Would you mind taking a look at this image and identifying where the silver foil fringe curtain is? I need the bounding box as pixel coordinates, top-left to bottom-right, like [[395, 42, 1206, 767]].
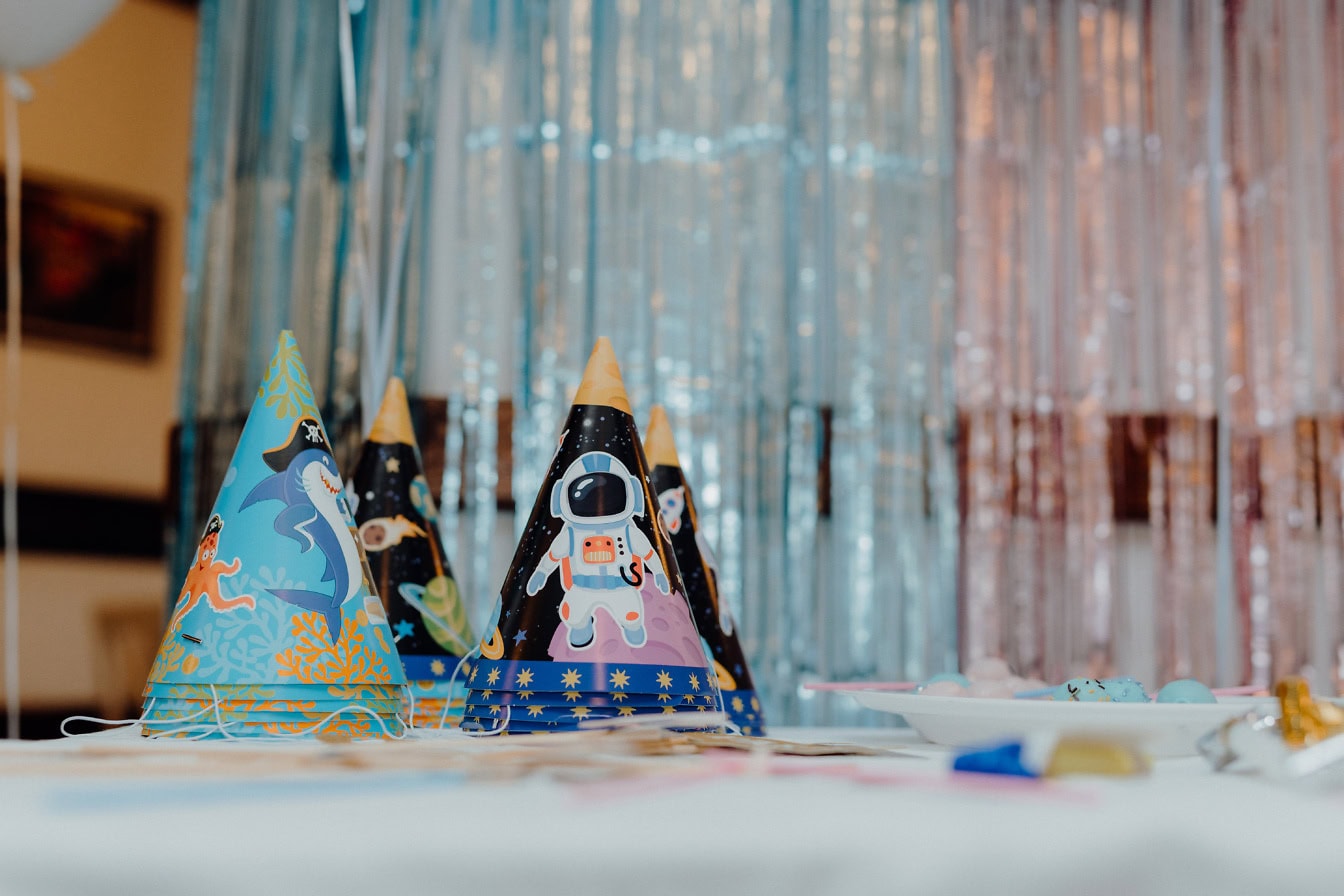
[[177, 0, 1344, 725]]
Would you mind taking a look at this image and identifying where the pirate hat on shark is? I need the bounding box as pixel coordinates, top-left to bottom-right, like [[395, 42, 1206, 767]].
[[141, 331, 408, 739], [350, 376, 475, 727], [460, 338, 724, 733], [645, 406, 765, 735]]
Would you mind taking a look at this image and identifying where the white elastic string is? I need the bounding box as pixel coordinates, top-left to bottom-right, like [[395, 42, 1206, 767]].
[[206, 684, 239, 740], [58, 693, 223, 738], [255, 700, 407, 740], [337, 0, 382, 421], [437, 644, 480, 729], [3, 71, 31, 740], [64, 688, 408, 741], [373, 151, 421, 390], [462, 703, 508, 737]]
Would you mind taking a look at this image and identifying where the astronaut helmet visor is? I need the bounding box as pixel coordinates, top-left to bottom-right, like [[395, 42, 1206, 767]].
[[566, 472, 631, 519]]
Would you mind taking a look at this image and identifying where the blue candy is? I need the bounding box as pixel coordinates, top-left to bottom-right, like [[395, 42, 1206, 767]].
[[1100, 677, 1151, 703], [1051, 678, 1112, 702], [1156, 679, 1216, 704], [918, 672, 971, 692]]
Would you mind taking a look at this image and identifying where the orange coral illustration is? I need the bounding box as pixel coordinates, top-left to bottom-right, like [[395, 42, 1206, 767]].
[[274, 611, 393, 684], [147, 641, 186, 681], [258, 714, 395, 739]]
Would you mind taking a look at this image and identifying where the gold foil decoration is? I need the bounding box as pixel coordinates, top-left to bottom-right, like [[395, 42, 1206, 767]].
[[1275, 677, 1344, 748]]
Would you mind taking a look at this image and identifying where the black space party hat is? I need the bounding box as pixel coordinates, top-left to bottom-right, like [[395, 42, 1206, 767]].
[[461, 339, 724, 733], [645, 405, 765, 735], [349, 377, 475, 726]]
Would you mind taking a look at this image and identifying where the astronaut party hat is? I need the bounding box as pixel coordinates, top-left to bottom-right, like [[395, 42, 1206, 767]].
[[141, 331, 408, 739], [460, 339, 724, 733], [645, 405, 765, 735], [350, 376, 475, 726]]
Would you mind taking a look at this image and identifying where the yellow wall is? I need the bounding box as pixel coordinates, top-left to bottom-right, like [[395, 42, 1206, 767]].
[[0, 0, 197, 709]]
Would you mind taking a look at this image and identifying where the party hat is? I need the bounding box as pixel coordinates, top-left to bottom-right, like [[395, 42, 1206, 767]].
[[350, 377, 475, 726], [142, 331, 407, 739], [645, 406, 765, 735], [461, 339, 722, 733]]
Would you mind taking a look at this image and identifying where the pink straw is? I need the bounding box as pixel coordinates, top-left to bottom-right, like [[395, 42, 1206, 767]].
[[1209, 685, 1268, 697], [802, 681, 918, 692], [804, 680, 1267, 697]]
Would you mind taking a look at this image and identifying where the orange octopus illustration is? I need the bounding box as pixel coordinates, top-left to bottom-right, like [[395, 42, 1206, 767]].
[[169, 515, 256, 632]]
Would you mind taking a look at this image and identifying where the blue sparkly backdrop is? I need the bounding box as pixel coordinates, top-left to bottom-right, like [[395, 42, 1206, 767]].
[[177, 0, 1344, 719], [177, 0, 957, 725]]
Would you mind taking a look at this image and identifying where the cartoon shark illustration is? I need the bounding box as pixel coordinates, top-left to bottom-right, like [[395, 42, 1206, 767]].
[[240, 417, 365, 642]]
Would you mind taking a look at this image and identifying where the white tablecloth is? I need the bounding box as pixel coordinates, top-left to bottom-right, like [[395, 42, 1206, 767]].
[[0, 727, 1340, 895]]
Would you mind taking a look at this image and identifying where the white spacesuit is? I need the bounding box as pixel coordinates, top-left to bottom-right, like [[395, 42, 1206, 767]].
[[527, 451, 670, 649]]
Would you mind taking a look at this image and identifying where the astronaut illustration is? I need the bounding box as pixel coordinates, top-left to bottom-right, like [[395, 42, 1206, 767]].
[[527, 451, 670, 649], [657, 485, 735, 636]]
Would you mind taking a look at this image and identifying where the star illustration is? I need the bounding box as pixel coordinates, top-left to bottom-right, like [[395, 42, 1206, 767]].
[[561, 668, 582, 689], [486, 667, 501, 686], [469, 667, 479, 683], [612, 692, 628, 702], [571, 706, 592, 720], [683, 694, 697, 704], [657, 693, 673, 703], [518, 691, 533, 700], [618, 706, 636, 717], [751, 697, 761, 711], [392, 620, 416, 640], [513, 629, 528, 645], [489, 705, 501, 715], [662, 706, 678, 715], [564, 691, 582, 702], [609, 669, 630, 690], [527, 704, 545, 718], [385, 457, 401, 473], [697, 705, 707, 712], [656, 670, 673, 690], [516, 668, 534, 687], [731, 696, 745, 712], [689, 673, 700, 692], [430, 659, 446, 676], [703, 694, 716, 705], [480, 690, 493, 700]]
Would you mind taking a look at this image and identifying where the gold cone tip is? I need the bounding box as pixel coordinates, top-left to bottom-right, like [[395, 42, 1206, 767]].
[[572, 337, 632, 415], [644, 405, 682, 469], [367, 377, 418, 446]]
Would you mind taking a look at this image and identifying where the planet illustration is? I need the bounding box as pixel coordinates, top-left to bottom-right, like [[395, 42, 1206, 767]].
[[398, 575, 474, 655]]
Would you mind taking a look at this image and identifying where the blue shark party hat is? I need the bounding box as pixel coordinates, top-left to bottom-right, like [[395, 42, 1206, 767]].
[[142, 332, 407, 739], [350, 377, 474, 726]]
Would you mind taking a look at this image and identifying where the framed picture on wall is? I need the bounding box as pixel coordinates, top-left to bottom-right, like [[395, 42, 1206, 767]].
[[0, 176, 157, 356]]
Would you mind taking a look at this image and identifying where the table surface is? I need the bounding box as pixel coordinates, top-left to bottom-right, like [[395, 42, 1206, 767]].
[[0, 725, 1339, 896]]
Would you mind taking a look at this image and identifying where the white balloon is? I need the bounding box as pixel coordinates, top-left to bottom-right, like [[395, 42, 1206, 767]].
[[0, 0, 120, 71]]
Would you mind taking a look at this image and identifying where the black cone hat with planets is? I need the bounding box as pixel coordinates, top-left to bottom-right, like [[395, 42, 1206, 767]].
[[645, 405, 765, 735], [461, 339, 724, 733], [350, 377, 475, 725]]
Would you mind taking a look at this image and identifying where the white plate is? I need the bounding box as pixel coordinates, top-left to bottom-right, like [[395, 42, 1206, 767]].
[[841, 690, 1280, 758]]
